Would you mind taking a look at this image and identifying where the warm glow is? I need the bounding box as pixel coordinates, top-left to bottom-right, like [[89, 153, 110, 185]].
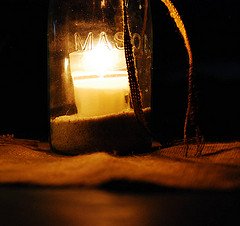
[[81, 46, 120, 77], [68, 32, 130, 117], [74, 76, 128, 90], [73, 76, 130, 117], [69, 36, 127, 79]]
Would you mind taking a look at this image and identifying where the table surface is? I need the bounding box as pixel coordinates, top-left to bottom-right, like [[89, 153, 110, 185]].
[[0, 186, 239, 226]]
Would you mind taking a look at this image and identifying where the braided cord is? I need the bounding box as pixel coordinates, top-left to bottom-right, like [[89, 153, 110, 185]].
[[122, 0, 148, 129], [122, 0, 203, 156]]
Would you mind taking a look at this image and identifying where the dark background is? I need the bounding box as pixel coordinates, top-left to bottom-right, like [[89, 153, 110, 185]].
[[151, 0, 240, 144], [0, 0, 239, 144]]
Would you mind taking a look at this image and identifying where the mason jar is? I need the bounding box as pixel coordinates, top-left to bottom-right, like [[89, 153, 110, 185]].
[[48, 0, 153, 155]]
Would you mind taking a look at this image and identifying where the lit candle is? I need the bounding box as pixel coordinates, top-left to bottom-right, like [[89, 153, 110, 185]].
[[48, 1, 153, 154], [69, 34, 130, 117]]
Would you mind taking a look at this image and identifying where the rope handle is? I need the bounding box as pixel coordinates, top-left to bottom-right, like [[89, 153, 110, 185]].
[[123, 0, 204, 156]]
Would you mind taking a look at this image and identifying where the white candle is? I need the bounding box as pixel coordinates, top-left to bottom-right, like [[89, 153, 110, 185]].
[[69, 41, 130, 117], [73, 74, 130, 117]]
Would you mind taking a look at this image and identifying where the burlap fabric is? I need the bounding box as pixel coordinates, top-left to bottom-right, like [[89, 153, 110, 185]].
[[0, 137, 239, 191]]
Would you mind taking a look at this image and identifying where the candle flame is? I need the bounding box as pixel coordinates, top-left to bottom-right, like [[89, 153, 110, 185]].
[[83, 44, 118, 77], [69, 38, 127, 79]]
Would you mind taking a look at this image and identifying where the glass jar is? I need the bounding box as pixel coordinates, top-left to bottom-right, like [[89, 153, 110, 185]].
[[48, 0, 153, 155]]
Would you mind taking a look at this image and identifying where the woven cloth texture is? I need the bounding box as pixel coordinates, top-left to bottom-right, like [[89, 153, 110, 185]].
[[0, 138, 239, 191]]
